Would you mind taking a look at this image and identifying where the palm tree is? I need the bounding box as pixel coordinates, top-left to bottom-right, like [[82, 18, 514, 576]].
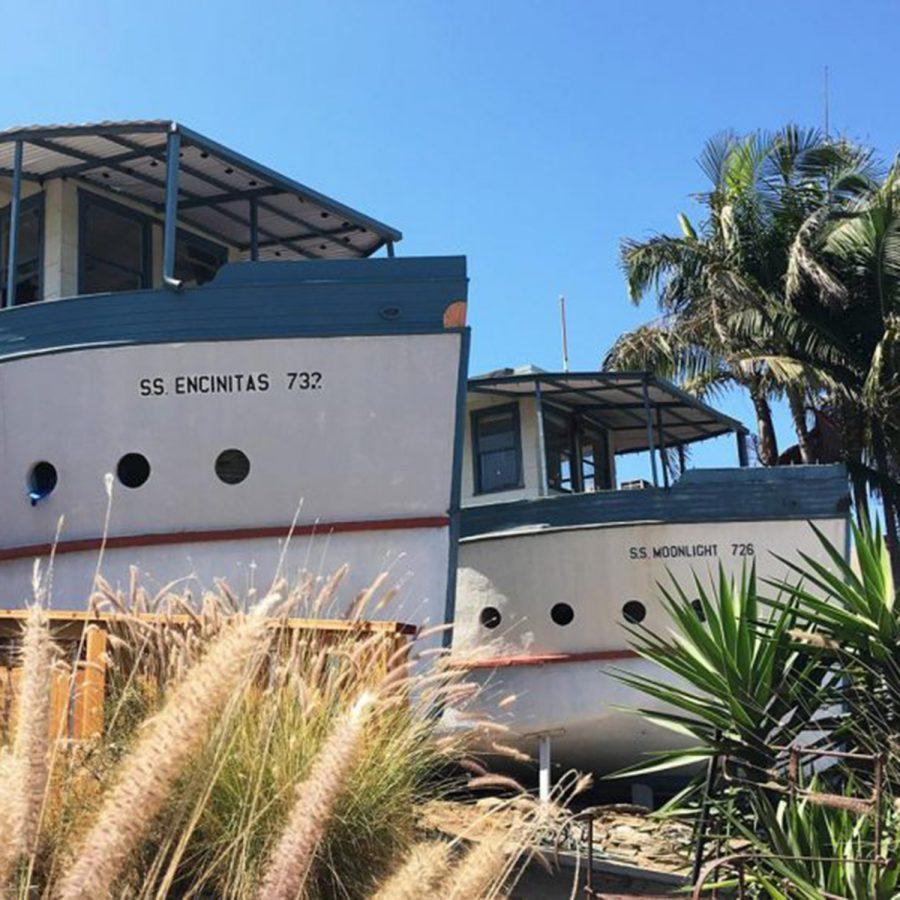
[[605, 126, 873, 466], [758, 160, 900, 569]]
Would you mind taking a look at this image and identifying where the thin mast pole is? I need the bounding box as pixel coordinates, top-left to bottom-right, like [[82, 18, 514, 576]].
[[5, 140, 23, 308], [559, 294, 570, 373]]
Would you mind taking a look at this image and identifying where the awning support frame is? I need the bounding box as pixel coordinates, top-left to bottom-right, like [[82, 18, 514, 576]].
[[642, 375, 660, 488], [163, 127, 182, 290], [4, 140, 23, 308]]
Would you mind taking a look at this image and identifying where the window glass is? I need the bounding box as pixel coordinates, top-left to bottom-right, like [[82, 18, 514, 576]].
[[580, 424, 612, 491], [473, 406, 521, 494], [80, 194, 150, 295], [543, 409, 611, 494], [0, 196, 44, 306], [545, 410, 575, 492], [175, 230, 228, 286]]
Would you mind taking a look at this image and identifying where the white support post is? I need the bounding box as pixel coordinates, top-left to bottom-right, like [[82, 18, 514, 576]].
[[538, 734, 552, 803]]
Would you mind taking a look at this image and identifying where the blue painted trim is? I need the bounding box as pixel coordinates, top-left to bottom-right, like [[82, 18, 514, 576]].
[[461, 465, 850, 538], [5, 141, 22, 308], [0, 256, 468, 364], [444, 326, 472, 645]]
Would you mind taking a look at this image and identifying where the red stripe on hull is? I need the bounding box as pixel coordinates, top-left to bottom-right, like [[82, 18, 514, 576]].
[[451, 649, 640, 669], [0, 516, 451, 563]]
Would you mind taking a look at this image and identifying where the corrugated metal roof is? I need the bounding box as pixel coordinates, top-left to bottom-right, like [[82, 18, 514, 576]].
[[0, 120, 401, 260], [468, 370, 746, 452]]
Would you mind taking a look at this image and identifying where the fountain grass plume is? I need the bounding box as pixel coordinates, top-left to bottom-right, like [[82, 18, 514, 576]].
[[444, 827, 513, 900], [56, 593, 281, 900], [370, 840, 453, 900], [256, 691, 376, 900], [13, 606, 54, 857]]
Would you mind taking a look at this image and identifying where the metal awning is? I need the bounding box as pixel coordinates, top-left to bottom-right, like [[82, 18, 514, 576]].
[[0, 120, 401, 261], [468, 369, 747, 454]]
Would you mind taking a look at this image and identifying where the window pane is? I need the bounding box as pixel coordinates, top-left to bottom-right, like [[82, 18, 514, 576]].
[[81, 259, 144, 295], [479, 449, 519, 493], [175, 233, 227, 286], [474, 407, 520, 493], [1, 203, 43, 306], [545, 412, 574, 492], [477, 411, 517, 452], [83, 202, 145, 272]]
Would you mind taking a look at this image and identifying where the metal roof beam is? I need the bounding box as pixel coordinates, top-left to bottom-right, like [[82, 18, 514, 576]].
[[612, 381, 717, 436], [70, 175, 242, 251], [105, 134, 368, 256], [0, 166, 43, 184], [56, 136, 320, 261], [0, 122, 170, 142], [51, 144, 165, 179], [613, 420, 733, 432], [177, 124, 402, 243], [245, 223, 364, 251], [536, 376, 651, 430], [178, 185, 284, 210]]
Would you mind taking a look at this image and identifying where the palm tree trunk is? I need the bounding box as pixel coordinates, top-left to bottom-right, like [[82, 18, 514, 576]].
[[749, 384, 779, 466], [786, 388, 815, 463]]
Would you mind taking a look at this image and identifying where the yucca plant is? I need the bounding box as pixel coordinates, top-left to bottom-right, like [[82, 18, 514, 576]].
[[705, 786, 900, 900], [613, 566, 831, 787], [617, 520, 900, 896], [769, 520, 900, 761]]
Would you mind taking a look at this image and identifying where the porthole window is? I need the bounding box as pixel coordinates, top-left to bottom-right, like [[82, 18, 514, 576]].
[[622, 600, 646, 625], [215, 448, 251, 485], [550, 602, 575, 626], [117, 453, 151, 489], [28, 461, 57, 505], [480, 606, 502, 630]]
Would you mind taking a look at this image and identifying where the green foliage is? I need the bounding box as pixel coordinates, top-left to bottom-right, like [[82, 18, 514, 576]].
[[616, 523, 900, 896], [613, 566, 829, 783], [608, 126, 900, 565], [733, 790, 900, 900]]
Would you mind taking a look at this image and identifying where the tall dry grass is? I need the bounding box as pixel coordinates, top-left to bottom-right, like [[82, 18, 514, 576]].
[[0, 569, 570, 899]]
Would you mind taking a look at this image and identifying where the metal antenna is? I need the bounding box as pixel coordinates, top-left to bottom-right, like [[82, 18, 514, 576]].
[[559, 294, 570, 372], [824, 65, 830, 138]]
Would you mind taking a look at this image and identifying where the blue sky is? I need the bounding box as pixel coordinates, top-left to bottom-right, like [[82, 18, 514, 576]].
[[6, 1, 899, 471]]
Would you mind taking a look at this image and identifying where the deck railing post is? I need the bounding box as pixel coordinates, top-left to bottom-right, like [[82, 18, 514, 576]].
[[5, 140, 23, 308], [736, 430, 749, 467], [163, 126, 182, 289], [656, 406, 670, 488], [641, 375, 660, 488], [534, 381, 549, 496], [249, 197, 259, 261]]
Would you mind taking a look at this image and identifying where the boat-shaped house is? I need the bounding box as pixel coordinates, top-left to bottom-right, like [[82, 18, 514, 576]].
[[453, 367, 850, 773], [0, 121, 469, 630]]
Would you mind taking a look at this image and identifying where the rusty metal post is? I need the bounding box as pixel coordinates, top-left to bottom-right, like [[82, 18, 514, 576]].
[[691, 749, 719, 885], [585, 814, 594, 896]]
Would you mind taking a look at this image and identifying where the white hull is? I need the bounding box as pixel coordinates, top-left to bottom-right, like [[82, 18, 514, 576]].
[[454, 513, 848, 774], [0, 329, 464, 631]]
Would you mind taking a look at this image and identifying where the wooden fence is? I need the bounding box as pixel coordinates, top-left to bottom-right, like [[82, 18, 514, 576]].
[[0, 610, 416, 742]]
